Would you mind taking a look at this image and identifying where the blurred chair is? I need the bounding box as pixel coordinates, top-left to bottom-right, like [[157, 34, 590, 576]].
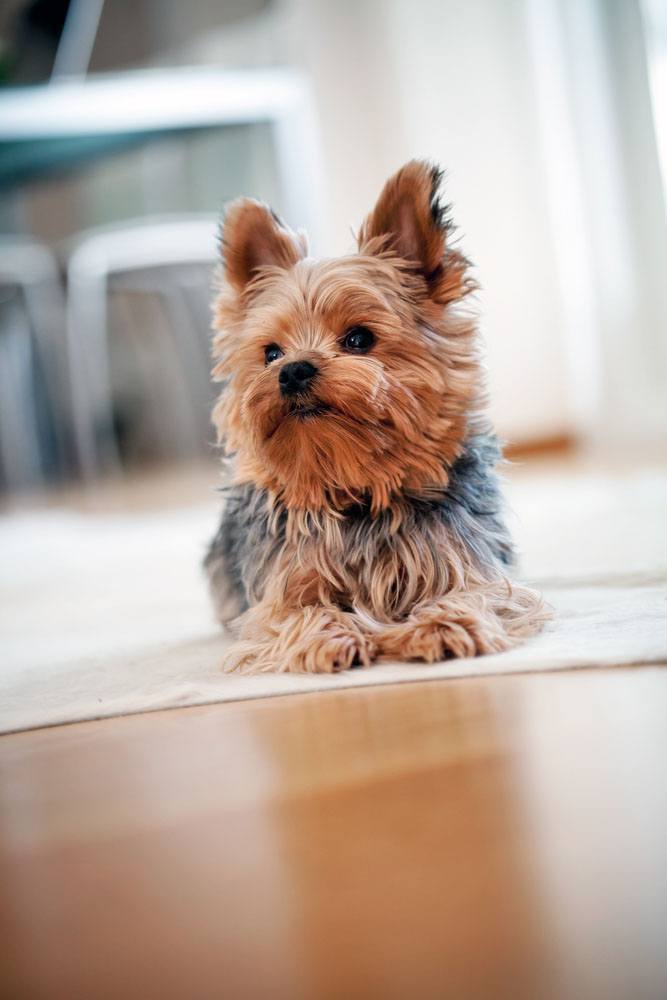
[[0, 67, 323, 247], [1, 62, 323, 484], [0, 238, 69, 492], [65, 216, 218, 478]]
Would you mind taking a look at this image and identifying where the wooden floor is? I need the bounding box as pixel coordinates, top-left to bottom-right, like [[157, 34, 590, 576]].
[[1, 667, 666, 1000]]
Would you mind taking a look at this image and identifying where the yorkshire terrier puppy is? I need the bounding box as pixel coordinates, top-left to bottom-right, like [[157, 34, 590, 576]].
[[205, 160, 546, 673]]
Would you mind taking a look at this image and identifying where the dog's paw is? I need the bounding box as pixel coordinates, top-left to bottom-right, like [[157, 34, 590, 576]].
[[412, 621, 512, 661], [379, 614, 515, 663], [305, 630, 377, 674], [221, 611, 377, 674]]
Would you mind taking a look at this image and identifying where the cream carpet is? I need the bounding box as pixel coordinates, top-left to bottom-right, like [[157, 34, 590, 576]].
[[2, 461, 666, 733]]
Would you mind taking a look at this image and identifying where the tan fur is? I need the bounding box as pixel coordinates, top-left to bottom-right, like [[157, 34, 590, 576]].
[[222, 522, 547, 673], [209, 161, 548, 673]]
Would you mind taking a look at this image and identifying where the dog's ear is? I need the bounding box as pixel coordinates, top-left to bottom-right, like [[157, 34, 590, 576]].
[[358, 161, 468, 298], [221, 199, 306, 292]]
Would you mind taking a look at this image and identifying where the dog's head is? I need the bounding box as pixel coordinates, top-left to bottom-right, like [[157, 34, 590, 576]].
[[212, 160, 479, 512]]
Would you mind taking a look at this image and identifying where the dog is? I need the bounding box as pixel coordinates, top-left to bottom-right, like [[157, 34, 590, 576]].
[[205, 160, 547, 673]]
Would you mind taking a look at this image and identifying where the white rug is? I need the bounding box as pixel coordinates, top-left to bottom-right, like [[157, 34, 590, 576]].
[[2, 462, 666, 733]]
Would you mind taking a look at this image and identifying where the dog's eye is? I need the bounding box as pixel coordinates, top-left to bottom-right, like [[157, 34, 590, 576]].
[[342, 326, 375, 353], [264, 343, 284, 365]]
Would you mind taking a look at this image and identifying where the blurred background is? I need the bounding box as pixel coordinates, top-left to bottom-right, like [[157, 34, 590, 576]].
[[3, 12, 667, 996], [0, 0, 666, 497]]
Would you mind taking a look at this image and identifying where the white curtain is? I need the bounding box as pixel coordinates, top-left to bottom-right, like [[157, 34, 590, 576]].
[[527, 0, 667, 449]]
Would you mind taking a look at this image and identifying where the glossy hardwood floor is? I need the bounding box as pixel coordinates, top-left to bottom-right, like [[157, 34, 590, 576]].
[[1, 667, 666, 1000]]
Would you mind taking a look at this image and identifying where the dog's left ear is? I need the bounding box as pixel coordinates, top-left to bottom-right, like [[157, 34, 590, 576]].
[[358, 160, 470, 301]]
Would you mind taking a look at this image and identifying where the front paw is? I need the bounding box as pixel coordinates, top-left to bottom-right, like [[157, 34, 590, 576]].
[[222, 608, 377, 674], [301, 629, 376, 674], [399, 619, 514, 661], [377, 603, 516, 663]]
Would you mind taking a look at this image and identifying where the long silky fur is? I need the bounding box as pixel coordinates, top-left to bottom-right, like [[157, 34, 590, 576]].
[[205, 160, 548, 673]]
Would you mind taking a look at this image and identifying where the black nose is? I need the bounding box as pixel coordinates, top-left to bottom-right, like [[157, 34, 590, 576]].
[[279, 360, 318, 396]]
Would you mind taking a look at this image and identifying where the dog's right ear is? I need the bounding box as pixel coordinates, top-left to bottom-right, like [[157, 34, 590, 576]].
[[220, 199, 306, 292]]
